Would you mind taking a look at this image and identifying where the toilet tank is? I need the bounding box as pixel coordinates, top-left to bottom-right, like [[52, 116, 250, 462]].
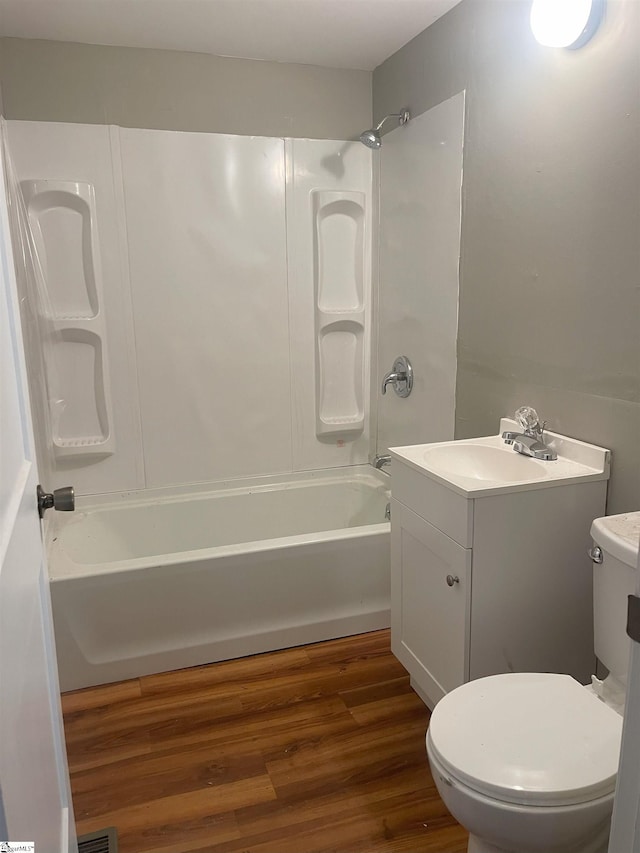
[[591, 512, 640, 681]]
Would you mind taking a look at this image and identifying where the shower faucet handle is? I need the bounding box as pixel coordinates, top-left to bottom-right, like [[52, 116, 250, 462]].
[[381, 356, 413, 398], [381, 372, 401, 393]]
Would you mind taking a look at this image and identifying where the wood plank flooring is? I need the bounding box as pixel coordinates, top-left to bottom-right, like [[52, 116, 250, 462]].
[[62, 630, 468, 853]]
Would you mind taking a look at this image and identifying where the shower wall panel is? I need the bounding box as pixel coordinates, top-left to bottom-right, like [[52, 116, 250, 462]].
[[375, 93, 464, 454], [287, 140, 372, 471], [6, 121, 144, 495], [7, 122, 372, 494], [120, 129, 292, 487]]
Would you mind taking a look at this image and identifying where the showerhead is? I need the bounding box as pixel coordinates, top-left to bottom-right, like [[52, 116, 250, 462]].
[[359, 129, 382, 150], [359, 108, 410, 150]]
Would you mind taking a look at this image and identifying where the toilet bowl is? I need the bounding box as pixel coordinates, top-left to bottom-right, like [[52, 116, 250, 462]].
[[426, 672, 621, 853], [425, 511, 640, 853]]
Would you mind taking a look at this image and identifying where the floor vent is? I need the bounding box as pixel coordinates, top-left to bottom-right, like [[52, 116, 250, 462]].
[[77, 827, 118, 853]]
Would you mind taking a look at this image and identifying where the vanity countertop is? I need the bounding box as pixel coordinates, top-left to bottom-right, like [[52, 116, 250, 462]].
[[389, 419, 611, 498]]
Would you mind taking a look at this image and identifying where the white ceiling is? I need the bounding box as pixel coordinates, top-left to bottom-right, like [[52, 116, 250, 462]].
[[0, 0, 463, 71]]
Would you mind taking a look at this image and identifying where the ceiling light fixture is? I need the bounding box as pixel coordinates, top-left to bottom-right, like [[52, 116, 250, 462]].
[[530, 0, 605, 48]]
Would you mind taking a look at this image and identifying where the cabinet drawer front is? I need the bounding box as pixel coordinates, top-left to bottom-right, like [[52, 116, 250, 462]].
[[392, 501, 471, 706], [391, 459, 472, 546]]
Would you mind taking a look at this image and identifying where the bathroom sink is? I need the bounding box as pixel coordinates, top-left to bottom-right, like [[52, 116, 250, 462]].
[[389, 419, 611, 497], [422, 443, 547, 482]]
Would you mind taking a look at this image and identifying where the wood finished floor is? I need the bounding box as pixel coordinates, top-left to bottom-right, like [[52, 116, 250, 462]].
[[62, 630, 468, 853]]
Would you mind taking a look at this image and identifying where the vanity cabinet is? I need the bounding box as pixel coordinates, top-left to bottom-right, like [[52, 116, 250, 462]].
[[390, 441, 609, 710], [391, 501, 471, 700]]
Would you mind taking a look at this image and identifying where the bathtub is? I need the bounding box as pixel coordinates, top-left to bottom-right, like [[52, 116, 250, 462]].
[[47, 467, 391, 691]]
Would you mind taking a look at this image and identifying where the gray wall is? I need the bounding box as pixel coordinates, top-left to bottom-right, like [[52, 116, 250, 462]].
[[374, 0, 640, 513], [0, 37, 371, 139]]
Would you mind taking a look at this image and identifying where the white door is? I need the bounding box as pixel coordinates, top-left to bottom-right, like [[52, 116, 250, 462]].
[[0, 142, 76, 850]]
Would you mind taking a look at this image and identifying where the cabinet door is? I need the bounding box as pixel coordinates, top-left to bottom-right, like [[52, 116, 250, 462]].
[[391, 500, 471, 708]]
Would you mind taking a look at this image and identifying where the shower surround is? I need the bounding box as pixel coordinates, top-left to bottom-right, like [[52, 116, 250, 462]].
[[7, 119, 381, 688], [8, 121, 373, 495], [7, 96, 463, 689]]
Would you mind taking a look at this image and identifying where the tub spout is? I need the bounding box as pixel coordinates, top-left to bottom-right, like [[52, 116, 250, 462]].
[[373, 455, 391, 471]]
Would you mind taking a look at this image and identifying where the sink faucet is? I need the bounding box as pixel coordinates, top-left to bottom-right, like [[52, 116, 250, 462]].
[[502, 407, 557, 461], [507, 433, 557, 461]]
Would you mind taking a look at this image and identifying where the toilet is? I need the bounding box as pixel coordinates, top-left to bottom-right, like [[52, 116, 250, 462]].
[[426, 511, 640, 853]]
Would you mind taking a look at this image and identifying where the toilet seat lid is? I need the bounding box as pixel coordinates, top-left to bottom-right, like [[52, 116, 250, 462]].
[[428, 673, 623, 807]]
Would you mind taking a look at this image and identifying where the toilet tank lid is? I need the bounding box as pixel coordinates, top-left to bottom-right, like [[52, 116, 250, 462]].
[[591, 512, 640, 568]]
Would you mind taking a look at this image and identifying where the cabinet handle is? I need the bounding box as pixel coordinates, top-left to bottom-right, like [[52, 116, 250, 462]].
[[446, 575, 459, 587]]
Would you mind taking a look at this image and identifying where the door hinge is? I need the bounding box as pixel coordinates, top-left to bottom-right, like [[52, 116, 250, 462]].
[[627, 595, 640, 644]]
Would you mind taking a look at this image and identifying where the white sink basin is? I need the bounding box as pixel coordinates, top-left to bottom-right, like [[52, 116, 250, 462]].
[[389, 419, 611, 497], [422, 443, 547, 482]]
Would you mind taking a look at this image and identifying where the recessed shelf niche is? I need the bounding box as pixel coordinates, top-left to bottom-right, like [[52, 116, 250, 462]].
[[21, 179, 115, 460], [313, 190, 366, 439]]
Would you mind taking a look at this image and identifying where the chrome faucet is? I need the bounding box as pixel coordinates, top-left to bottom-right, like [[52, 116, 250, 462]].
[[381, 371, 402, 394], [508, 432, 557, 461], [502, 406, 557, 461], [381, 356, 413, 397], [373, 454, 391, 471]]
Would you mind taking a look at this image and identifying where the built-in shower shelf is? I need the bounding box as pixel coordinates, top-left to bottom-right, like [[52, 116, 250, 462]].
[[321, 415, 362, 425], [56, 437, 110, 447], [55, 314, 102, 322], [313, 189, 366, 439], [21, 179, 115, 461], [319, 311, 365, 326]]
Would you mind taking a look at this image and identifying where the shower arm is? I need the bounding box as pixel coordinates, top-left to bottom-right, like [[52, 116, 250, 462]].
[[374, 109, 411, 132]]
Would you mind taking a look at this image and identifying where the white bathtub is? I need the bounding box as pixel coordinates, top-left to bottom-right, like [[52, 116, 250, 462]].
[[47, 468, 391, 691]]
